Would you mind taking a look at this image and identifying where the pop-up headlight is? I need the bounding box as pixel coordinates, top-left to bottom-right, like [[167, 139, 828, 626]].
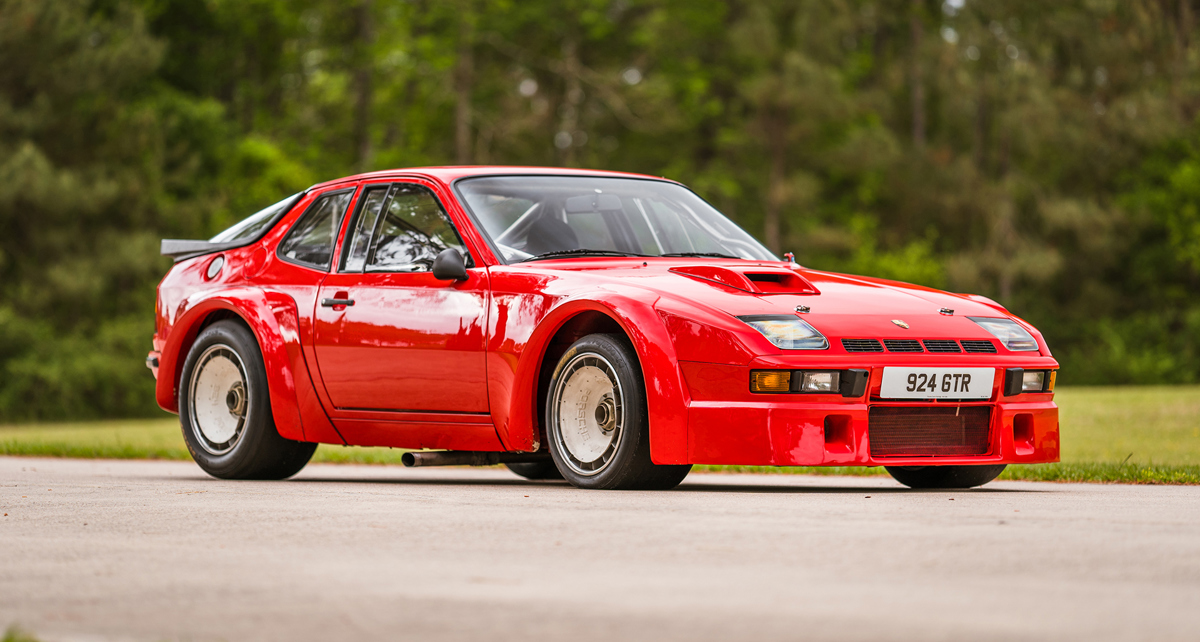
[[968, 317, 1039, 351], [738, 315, 828, 350]]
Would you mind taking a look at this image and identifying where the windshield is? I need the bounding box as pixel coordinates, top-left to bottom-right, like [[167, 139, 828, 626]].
[[210, 192, 303, 243], [456, 176, 776, 263]]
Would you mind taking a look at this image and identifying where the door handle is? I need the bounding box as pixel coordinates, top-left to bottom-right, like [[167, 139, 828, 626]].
[[321, 298, 355, 307]]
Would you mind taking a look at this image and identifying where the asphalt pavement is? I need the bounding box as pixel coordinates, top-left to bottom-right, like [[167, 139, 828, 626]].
[[1, 456, 1198, 642]]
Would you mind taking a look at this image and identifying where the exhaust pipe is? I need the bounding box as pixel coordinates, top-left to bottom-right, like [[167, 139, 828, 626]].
[[401, 451, 552, 468]]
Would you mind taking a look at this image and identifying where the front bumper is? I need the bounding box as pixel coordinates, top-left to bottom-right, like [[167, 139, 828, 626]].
[[680, 360, 1060, 467]]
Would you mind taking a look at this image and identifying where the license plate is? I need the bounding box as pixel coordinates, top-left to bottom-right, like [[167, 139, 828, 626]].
[[879, 367, 995, 399]]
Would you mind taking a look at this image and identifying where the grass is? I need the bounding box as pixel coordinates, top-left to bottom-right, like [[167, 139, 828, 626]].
[[3, 627, 40, 642], [1, 385, 1197, 484], [0, 417, 411, 465]]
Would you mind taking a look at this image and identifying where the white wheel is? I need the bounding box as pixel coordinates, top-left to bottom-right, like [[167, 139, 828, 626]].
[[544, 333, 692, 490], [550, 352, 625, 476], [179, 320, 316, 480], [187, 344, 249, 455]]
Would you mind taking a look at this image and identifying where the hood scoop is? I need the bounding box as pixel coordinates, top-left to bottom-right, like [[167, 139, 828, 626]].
[[669, 265, 820, 295]]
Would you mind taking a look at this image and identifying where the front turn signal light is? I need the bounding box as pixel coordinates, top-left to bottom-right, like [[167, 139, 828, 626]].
[[750, 370, 792, 393], [1047, 370, 1057, 392]]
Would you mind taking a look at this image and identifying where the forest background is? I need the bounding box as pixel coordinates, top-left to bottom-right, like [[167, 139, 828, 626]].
[[1, 0, 1198, 421]]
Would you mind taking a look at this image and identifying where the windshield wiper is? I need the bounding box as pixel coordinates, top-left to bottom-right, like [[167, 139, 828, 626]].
[[521, 248, 650, 262], [660, 252, 741, 259]]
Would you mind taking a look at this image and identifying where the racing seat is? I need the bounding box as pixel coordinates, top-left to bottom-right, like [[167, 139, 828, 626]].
[[521, 213, 579, 256]]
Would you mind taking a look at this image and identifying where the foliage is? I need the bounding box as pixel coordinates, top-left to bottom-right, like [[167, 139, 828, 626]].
[[1, 0, 1199, 419]]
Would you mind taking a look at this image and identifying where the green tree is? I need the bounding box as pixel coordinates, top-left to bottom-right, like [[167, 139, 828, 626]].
[[0, 0, 226, 418], [4, 0, 1200, 420]]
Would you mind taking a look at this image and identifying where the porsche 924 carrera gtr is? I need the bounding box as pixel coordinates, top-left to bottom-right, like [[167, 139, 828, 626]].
[[149, 167, 1059, 490]]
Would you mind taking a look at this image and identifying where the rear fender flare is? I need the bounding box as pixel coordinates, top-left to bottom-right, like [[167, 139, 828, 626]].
[[156, 288, 310, 442]]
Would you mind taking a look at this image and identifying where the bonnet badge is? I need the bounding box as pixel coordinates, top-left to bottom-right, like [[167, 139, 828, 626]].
[[891, 319, 910, 329]]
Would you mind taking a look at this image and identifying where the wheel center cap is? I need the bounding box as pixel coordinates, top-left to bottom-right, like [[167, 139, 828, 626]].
[[594, 395, 616, 432], [225, 383, 246, 417]]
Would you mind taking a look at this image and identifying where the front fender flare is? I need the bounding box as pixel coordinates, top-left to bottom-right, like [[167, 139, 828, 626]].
[[504, 293, 689, 465]]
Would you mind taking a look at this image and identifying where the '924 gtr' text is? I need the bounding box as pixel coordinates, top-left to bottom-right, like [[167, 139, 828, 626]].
[[879, 367, 995, 399], [908, 372, 971, 394]]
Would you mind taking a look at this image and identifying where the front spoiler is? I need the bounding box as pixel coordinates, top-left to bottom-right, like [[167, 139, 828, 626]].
[[684, 398, 1059, 467]]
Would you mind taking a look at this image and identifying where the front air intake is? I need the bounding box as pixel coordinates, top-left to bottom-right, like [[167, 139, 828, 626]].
[[868, 406, 992, 457], [842, 339, 884, 353], [922, 339, 962, 353], [841, 338, 1001, 354], [883, 339, 923, 353], [961, 340, 998, 353]]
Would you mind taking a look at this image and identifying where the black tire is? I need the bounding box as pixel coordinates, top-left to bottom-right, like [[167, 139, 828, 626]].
[[505, 461, 564, 480], [885, 464, 1007, 489], [544, 333, 692, 490], [178, 320, 317, 480]]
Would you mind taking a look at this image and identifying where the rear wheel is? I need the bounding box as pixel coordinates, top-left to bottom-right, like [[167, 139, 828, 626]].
[[885, 464, 1006, 489], [545, 334, 691, 490], [179, 320, 317, 480]]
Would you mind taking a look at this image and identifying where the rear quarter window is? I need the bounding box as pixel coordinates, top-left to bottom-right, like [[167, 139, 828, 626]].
[[277, 190, 355, 270], [210, 192, 304, 244]]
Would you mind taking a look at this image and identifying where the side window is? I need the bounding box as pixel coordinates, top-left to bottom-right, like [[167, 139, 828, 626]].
[[366, 185, 468, 273], [341, 187, 389, 272], [277, 190, 354, 270]]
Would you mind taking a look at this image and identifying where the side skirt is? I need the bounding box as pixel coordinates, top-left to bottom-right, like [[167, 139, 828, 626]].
[[330, 410, 505, 451]]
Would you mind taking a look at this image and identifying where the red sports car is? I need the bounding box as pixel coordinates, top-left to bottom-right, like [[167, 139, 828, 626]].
[[149, 167, 1059, 490]]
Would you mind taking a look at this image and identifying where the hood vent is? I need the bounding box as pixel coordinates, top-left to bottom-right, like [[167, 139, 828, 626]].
[[669, 265, 819, 295]]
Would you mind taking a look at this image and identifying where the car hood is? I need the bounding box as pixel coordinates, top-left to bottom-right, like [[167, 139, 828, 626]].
[[513, 258, 1025, 343]]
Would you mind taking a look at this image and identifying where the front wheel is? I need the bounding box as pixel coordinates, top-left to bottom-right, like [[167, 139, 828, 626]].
[[179, 320, 317, 480], [885, 464, 1007, 489], [545, 334, 691, 490]]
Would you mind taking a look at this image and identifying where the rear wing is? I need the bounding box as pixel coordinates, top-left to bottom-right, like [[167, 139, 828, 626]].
[[162, 190, 309, 263], [160, 240, 246, 262]]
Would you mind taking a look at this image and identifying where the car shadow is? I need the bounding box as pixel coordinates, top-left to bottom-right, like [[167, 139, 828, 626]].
[[277, 475, 1042, 494], [675, 482, 1038, 494], [287, 476, 565, 488]]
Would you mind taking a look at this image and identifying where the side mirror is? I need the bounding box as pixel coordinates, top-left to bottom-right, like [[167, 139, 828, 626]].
[[432, 248, 469, 281]]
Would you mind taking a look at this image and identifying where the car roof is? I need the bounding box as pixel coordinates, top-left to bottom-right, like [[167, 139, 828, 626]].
[[306, 166, 677, 191]]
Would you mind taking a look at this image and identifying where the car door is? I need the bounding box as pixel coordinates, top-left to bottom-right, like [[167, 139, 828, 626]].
[[312, 180, 490, 413]]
